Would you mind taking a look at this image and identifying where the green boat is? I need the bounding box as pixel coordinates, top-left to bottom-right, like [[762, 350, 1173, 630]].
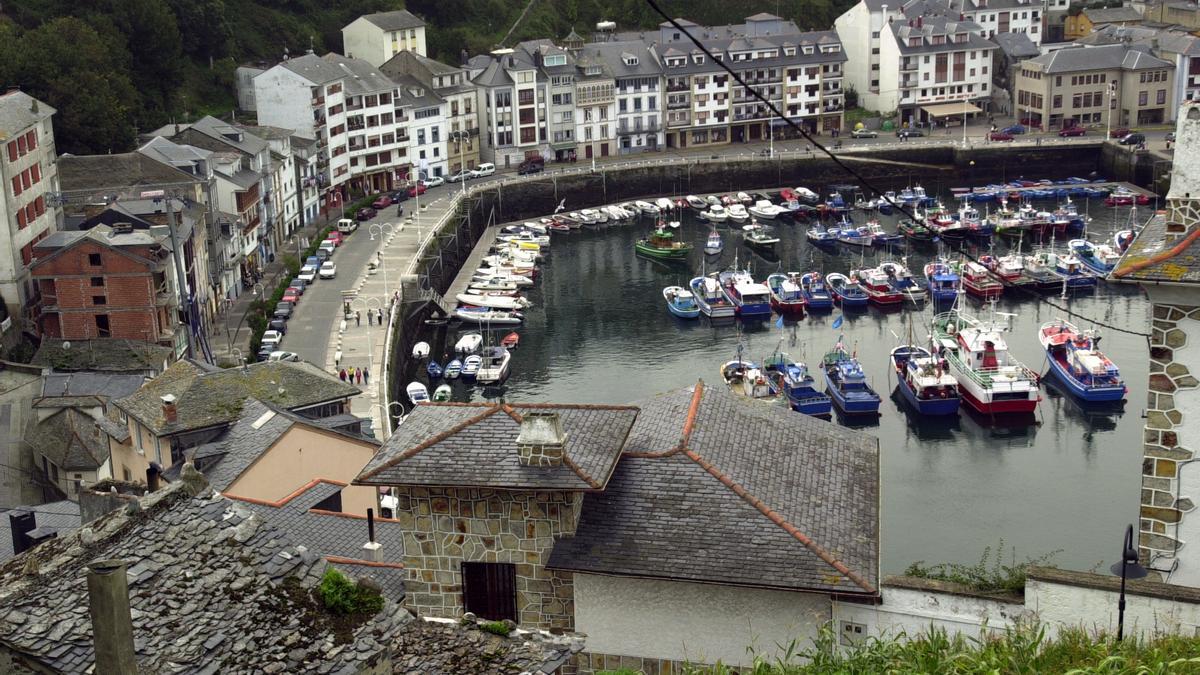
[[635, 226, 693, 260]]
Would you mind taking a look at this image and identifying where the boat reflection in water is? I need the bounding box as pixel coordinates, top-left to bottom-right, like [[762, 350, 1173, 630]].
[[890, 389, 962, 440]]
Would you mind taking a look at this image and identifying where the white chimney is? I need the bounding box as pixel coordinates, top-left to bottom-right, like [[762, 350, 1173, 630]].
[[516, 412, 567, 467]]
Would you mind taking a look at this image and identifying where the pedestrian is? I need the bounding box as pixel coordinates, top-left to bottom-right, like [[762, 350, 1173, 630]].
[[355, 368, 362, 385], [368, 310, 374, 326], [363, 367, 370, 385], [378, 308, 384, 325], [355, 311, 361, 327], [339, 368, 346, 382]]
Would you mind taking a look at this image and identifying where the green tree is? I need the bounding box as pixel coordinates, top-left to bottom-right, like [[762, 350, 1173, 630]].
[[94, 0, 185, 129], [167, 0, 233, 60]]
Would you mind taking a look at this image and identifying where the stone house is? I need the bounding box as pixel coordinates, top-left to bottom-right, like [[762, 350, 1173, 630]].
[[356, 382, 880, 672], [1111, 97, 1200, 586]]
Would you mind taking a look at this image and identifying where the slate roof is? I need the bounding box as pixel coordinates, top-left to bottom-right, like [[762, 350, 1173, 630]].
[[323, 53, 401, 97], [1112, 210, 1200, 284], [547, 382, 880, 596], [360, 9, 425, 31], [0, 473, 409, 674], [56, 152, 200, 195], [993, 31, 1040, 60], [138, 135, 212, 175], [356, 403, 639, 490], [114, 360, 360, 437], [31, 339, 171, 373], [1025, 44, 1171, 73], [25, 408, 108, 472], [185, 115, 269, 156], [1083, 6, 1145, 24], [889, 17, 996, 55], [0, 90, 54, 140], [40, 372, 147, 402], [0, 501, 80, 562], [279, 52, 350, 85]]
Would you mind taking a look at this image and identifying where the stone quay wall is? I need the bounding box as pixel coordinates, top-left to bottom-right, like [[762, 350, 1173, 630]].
[[390, 486, 582, 630]]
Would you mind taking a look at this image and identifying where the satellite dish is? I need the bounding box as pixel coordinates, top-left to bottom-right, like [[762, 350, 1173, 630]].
[[62, 341, 71, 350]]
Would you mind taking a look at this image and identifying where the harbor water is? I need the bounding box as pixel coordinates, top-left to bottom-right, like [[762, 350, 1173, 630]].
[[417, 191, 1152, 575]]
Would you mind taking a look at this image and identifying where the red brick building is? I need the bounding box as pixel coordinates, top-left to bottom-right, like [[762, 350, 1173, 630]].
[[32, 222, 178, 345]]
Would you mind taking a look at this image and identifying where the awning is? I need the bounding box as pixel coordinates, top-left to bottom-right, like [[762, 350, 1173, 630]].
[[922, 101, 982, 117]]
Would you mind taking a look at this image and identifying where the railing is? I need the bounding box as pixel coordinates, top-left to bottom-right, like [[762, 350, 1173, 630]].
[[312, 97, 324, 107]]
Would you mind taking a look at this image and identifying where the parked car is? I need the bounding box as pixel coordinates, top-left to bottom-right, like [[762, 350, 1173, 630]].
[[409, 182, 427, 197], [355, 207, 376, 222], [305, 255, 321, 268], [1001, 124, 1026, 135], [268, 351, 301, 362], [447, 169, 475, 183], [989, 131, 1015, 142], [261, 330, 284, 347], [282, 288, 300, 304], [517, 156, 544, 175], [896, 128, 924, 138], [325, 230, 343, 246], [273, 302, 293, 319], [1118, 132, 1146, 145], [1058, 126, 1087, 137], [424, 175, 445, 188], [390, 190, 410, 203], [850, 128, 878, 138], [336, 218, 358, 234], [268, 318, 288, 334], [298, 265, 318, 283], [255, 345, 275, 362], [319, 261, 337, 279], [475, 162, 496, 177], [318, 240, 337, 256], [372, 194, 392, 209], [314, 248, 331, 263], [287, 280, 305, 295], [1109, 127, 1131, 139]]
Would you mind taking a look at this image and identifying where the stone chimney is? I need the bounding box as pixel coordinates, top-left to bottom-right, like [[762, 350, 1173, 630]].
[[87, 559, 138, 674], [516, 412, 567, 467], [1166, 102, 1200, 242], [161, 394, 178, 424]]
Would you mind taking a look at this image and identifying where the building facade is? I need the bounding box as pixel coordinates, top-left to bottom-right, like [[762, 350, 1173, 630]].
[[570, 48, 617, 160], [342, 9, 428, 67], [380, 51, 481, 174], [469, 50, 551, 169], [879, 16, 996, 125]]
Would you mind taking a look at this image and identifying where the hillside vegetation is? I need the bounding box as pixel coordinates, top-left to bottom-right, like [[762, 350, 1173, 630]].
[[0, 0, 850, 155]]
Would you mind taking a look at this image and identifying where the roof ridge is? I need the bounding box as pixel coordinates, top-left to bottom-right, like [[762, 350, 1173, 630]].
[[561, 454, 602, 489], [324, 555, 406, 570], [622, 381, 704, 459], [307, 508, 404, 524], [356, 405, 504, 480], [222, 478, 348, 508], [682, 447, 876, 594], [500, 404, 524, 423]]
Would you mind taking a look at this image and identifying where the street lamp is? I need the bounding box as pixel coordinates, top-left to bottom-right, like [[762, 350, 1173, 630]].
[[226, 282, 266, 352], [962, 98, 969, 148], [1107, 82, 1118, 141], [450, 130, 470, 198], [1110, 524, 1148, 641]]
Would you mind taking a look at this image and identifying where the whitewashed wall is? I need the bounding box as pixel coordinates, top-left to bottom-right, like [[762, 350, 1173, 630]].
[[1027, 572, 1200, 639], [835, 580, 1025, 644]]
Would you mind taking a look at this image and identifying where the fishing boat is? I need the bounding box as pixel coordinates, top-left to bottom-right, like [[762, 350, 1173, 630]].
[[958, 261, 1004, 299], [501, 332, 520, 348], [765, 273, 808, 315], [454, 307, 524, 325], [878, 261, 926, 304], [826, 272, 870, 307], [456, 293, 531, 310], [866, 220, 904, 247], [1069, 239, 1122, 275], [690, 275, 737, 318], [406, 381, 430, 404], [898, 218, 937, 244], [806, 224, 838, 245], [799, 272, 834, 310], [822, 343, 881, 415], [635, 225, 693, 260], [444, 359, 463, 379], [718, 269, 772, 318], [461, 354, 482, 381], [663, 286, 702, 318], [1104, 187, 1149, 207], [726, 204, 750, 223], [702, 204, 729, 223], [1049, 248, 1098, 289], [923, 260, 959, 305], [426, 360, 443, 379], [411, 342, 431, 359], [930, 309, 1040, 414], [476, 346, 513, 384], [836, 225, 875, 247], [979, 253, 1024, 282], [749, 199, 786, 220], [742, 222, 780, 248], [762, 353, 832, 416], [455, 333, 484, 354], [1038, 319, 1126, 402], [634, 200, 660, 216], [851, 267, 904, 306], [704, 230, 723, 255], [720, 357, 777, 401], [824, 192, 850, 214], [890, 345, 961, 415], [686, 195, 707, 209], [432, 384, 452, 402]]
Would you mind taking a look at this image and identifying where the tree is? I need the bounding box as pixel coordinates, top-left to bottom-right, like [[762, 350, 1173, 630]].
[[167, 0, 233, 60], [93, 0, 185, 129]]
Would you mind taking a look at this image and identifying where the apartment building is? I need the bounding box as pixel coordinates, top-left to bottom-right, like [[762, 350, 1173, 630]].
[[324, 54, 411, 193], [342, 9, 427, 67], [1065, 6, 1144, 41], [395, 75, 444, 181], [468, 50, 550, 169], [0, 90, 58, 321], [1080, 24, 1200, 109], [380, 51, 481, 173], [520, 41, 581, 161], [1015, 43, 1175, 129], [232, 125, 301, 239], [880, 15, 997, 126], [570, 46, 618, 160]]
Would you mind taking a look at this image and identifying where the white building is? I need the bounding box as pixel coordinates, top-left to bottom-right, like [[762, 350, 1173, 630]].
[[0, 90, 58, 322], [342, 10, 427, 67], [468, 50, 551, 169], [570, 47, 617, 161], [603, 43, 664, 154], [290, 135, 321, 229], [394, 76, 445, 180], [879, 15, 997, 124]]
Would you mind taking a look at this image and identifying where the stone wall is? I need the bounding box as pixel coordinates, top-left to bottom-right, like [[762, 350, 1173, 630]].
[[390, 486, 582, 630], [1140, 292, 1200, 586], [575, 652, 687, 675]]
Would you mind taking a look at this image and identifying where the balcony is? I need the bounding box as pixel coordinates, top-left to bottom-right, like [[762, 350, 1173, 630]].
[[901, 61, 919, 72], [617, 121, 660, 135], [666, 82, 689, 92], [667, 113, 692, 127], [668, 98, 690, 110], [822, 103, 845, 113], [155, 282, 177, 306], [312, 96, 324, 107]]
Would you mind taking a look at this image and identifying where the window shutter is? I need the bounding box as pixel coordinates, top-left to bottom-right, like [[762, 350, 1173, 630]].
[[6, 142, 15, 162]]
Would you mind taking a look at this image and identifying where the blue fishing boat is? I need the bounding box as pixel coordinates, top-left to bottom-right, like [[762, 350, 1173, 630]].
[[825, 273, 869, 307], [1068, 238, 1122, 275], [890, 345, 960, 415], [806, 224, 838, 246], [836, 225, 875, 247], [690, 275, 737, 318], [1050, 249, 1098, 289], [1038, 319, 1126, 402], [763, 353, 832, 417], [718, 269, 772, 318], [444, 359, 463, 380], [662, 285, 701, 319], [461, 354, 482, 381], [824, 191, 850, 214], [426, 360, 443, 379], [878, 261, 926, 304], [704, 230, 723, 255], [799, 272, 834, 310], [822, 342, 881, 415], [923, 260, 959, 305]]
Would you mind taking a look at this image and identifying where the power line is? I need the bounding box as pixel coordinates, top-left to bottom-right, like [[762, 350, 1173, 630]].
[[641, 0, 1153, 339]]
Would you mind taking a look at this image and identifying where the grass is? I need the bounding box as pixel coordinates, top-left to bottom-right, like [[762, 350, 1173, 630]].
[[480, 620, 512, 636], [903, 540, 1060, 594], [316, 568, 384, 616]]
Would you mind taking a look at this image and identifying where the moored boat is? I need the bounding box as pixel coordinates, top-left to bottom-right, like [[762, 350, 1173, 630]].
[[702, 204, 729, 223], [686, 195, 707, 209], [704, 230, 723, 255], [822, 343, 881, 415], [455, 333, 484, 354], [635, 225, 693, 260], [406, 381, 430, 404], [456, 293, 531, 310], [500, 332, 520, 348], [851, 267, 904, 306], [749, 199, 786, 219], [432, 383, 452, 402], [826, 272, 869, 307], [1068, 238, 1122, 275], [958, 261, 1004, 299], [878, 261, 926, 304], [444, 359, 463, 380], [721, 359, 777, 401], [461, 354, 482, 381], [663, 285, 702, 319], [765, 273, 807, 315], [763, 353, 832, 416], [690, 275, 737, 318], [726, 204, 750, 223], [890, 345, 960, 415], [412, 342, 431, 359], [799, 272, 834, 310], [476, 345, 513, 384], [426, 360, 443, 379], [742, 222, 780, 248], [923, 260, 959, 305], [634, 200, 660, 216], [455, 307, 524, 325], [930, 310, 1040, 414], [1038, 319, 1126, 402], [718, 269, 772, 318]]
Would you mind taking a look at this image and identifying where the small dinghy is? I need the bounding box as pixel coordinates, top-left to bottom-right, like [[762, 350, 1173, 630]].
[[455, 308, 524, 325], [444, 359, 463, 379], [426, 360, 443, 379], [432, 384, 452, 402], [462, 354, 482, 381], [663, 286, 701, 319], [686, 195, 707, 209], [406, 381, 430, 404], [500, 332, 520, 348], [704, 230, 723, 255], [411, 342, 430, 359], [456, 293, 531, 310], [455, 333, 484, 354]]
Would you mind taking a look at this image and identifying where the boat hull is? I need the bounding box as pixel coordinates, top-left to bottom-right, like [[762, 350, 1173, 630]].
[[635, 241, 691, 259], [955, 384, 1038, 414], [1044, 352, 1126, 402], [894, 372, 961, 415], [825, 377, 882, 414], [666, 303, 701, 318]]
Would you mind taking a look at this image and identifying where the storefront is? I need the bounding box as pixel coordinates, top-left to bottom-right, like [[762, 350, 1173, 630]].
[[918, 100, 984, 127]]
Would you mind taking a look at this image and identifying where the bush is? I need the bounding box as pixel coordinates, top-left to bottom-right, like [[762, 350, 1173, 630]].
[[904, 540, 1059, 594], [317, 568, 384, 616], [480, 620, 512, 636]]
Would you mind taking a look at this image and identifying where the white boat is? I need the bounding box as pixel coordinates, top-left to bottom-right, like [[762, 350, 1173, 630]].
[[455, 333, 484, 354], [705, 195, 722, 207], [469, 278, 520, 292], [519, 221, 548, 235], [493, 242, 542, 259], [580, 208, 608, 224], [686, 195, 707, 209], [794, 187, 820, 203], [603, 205, 625, 220], [634, 200, 660, 216], [655, 197, 674, 212], [702, 204, 729, 222], [569, 210, 597, 225], [497, 232, 550, 247], [406, 381, 430, 404], [472, 270, 534, 286], [748, 199, 786, 220], [411, 342, 430, 359], [476, 346, 513, 384], [726, 204, 750, 223], [455, 308, 524, 325], [617, 202, 637, 216], [737, 191, 753, 205], [481, 254, 536, 270], [456, 293, 531, 310], [462, 354, 482, 380]]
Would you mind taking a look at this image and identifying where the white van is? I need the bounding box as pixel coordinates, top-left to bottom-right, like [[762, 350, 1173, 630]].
[[336, 218, 358, 234], [475, 162, 496, 177]]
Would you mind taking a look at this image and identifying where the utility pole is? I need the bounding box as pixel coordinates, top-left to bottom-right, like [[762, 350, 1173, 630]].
[[164, 195, 198, 360]]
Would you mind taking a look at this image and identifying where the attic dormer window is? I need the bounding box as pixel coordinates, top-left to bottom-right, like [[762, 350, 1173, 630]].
[[546, 54, 566, 66], [784, 47, 796, 56], [693, 54, 704, 64], [623, 55, 639, 66], [823, 45, 841, 53], [803, 46, 814, 54], [586, 65, 601, 75]]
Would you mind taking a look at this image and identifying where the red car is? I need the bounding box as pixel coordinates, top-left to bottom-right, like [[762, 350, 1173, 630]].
[[1019, 116, 1041, 128], [282, 289, 300, 304], [1109, 127, 1131, 139], [1059, 126, 1086, 137], [408, 182, 427, 197], [372, 194, 392, 209], [989, 131, 1014, 142], [324, 231, 343, 246]]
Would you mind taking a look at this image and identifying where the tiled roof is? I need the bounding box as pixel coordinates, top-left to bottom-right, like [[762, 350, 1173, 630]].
[[0, 473, 409, 673], [1026, 44, 1171, 72], [356, 403, 639, 490], [0, 90, 54, 140], [0, 500, 80, 562], [1083, 6, 1145, 24], [1112, 211, 1200, 284], [360, 9, 425, 31], [56, 152, 200, 195], [548, 382, 879, 595], [993, 31, 1040, 59], [186, 115, 269, 156], [42, 372, 161, 406], [322, 53, 400, 97], [114, 360, 360, 436], [25, 408, 108, 472], [890, 18, 996, 55], [31, 339, 172, 373]]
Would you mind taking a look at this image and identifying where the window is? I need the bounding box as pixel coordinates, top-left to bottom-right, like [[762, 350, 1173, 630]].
[[461, 562, 516, 621], [92, 296, 106, 306], [1053, 94, 1062, 109], [1158, 89, 1167, 105], [88, 253, 102, 266], [91, 277, 104, 287], [95, 314, 111, 338], [1139, 91, 1148, 106]]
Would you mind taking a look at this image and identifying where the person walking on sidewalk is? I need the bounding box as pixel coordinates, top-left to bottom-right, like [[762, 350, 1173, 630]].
[[377, 308, 384, 326], [355, 311, 361, 327], [363, 367, 370, 385], [355, 368, 363, 385], [368, 310, 374, 326], [339, 369, 347, 382]]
